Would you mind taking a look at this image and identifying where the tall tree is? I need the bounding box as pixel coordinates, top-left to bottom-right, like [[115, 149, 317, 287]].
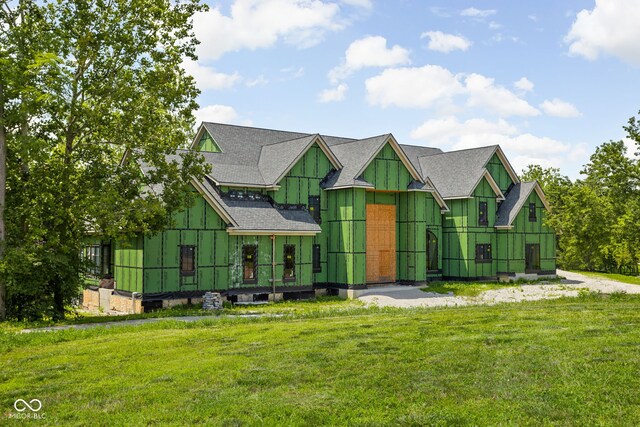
[[1, 0, 208, 320]]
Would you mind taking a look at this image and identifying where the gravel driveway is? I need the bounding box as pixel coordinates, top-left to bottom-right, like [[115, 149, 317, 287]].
[[357, 269, 640, 308]]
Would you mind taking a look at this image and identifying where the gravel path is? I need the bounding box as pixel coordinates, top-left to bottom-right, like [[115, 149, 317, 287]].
[[357, 269, 640, 308]]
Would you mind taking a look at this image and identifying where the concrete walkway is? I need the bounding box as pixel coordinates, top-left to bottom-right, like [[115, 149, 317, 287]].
[[357, 269, 640, 308]]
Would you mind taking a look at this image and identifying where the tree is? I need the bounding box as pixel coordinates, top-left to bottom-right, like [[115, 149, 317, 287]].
[[0, 0, 208, 320]]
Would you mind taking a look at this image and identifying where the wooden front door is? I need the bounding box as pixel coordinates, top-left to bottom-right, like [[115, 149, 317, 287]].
[[366, 204, 396, 283], [525, 244, 540, 273]]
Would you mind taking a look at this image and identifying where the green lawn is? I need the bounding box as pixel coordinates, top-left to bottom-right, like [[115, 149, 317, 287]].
[[573, 270, 640, 286], [420, 281, 520, 297], [2, 294, 640, 425]]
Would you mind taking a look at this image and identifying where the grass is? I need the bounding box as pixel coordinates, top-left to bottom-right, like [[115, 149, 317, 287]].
[[1, 296, 363, 331], [2, 293, 640, 425], [419, 277, 560, 297], [573, 270, 640, 286]]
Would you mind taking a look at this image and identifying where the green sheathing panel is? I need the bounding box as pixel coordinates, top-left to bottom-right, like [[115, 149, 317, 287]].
[[361, 142, 413, 191], [496, 191, 556, 274], [114, 237, 143, 293], [486, 153, 515, 193], [442, 177, 498, 279], [197, 131, 221, 152], [397, 191, 443, 282], [227, 235, 314, 289], [326, 188, 366, 286], [271, 143, 333, 284], [142, 193, 229, 294]]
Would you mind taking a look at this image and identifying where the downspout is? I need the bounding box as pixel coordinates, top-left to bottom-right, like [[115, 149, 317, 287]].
[[271, 235, 276, 300]]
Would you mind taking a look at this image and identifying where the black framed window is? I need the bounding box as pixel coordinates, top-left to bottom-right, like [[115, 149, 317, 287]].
[[478, 201, 488, 226], [475, 244, 492, 263], [85, 245, 101, 276], [180, 245, 196, 276], [529, 203, 537, 222], [426, 230, 438, 272], [283, 244, 296, 281], [308, 195, 321, 224], [242, 245, 257, 283], [312, 244, 321, 273]]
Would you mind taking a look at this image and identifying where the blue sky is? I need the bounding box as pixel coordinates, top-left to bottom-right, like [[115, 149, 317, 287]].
[[188, 0, 640, 179]]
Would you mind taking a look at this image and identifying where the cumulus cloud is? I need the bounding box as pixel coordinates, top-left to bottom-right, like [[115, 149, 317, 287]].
[[365, 65, 464, 108], [540, 98, 582, 118], [194, 105, 252, 127], [193, 0, 347, 60], [365, 66, 539, 117], [329, 36, 411, 83], [565, 0, 640, 65], [421, 31, 471, 53], [182, 60, 241, 90], [410, 116, 574, 173], [465, 74, 540, 117], [623, 138, 639, 159], [460, 8, 496, 18], [340, 0, 372, 9], [514, 77, 534, 93], [318, 84, 348, 103]]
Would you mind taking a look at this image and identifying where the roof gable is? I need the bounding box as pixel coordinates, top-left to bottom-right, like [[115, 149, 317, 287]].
[[361, 141, 413, 191], [418, 145, 498, 199], [196, 128, 222, 152], [483, 146, 519, 191], [495, 181, 549, 227]]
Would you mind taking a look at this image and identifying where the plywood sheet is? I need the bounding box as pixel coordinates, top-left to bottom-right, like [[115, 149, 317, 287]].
[[366, 204, 396, 283]]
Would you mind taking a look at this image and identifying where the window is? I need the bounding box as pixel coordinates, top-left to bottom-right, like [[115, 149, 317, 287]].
[[475, 244, 492, 263], [101, 244, 112, 276], [283, 244, 296, 281], [312, 244, 321, 273], [308, 195, 321, 224], [528, 203, 537, 222], [242, 245, 257, 283], [85, 245, 101, 277], [180, 246, 196, 276], [426, 230, 438, 272], [478, 201, 488, 226]]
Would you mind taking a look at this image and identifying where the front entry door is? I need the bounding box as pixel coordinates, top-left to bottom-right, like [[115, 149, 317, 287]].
[[525, 244, 540, 273], [366, 204, 396, 283]]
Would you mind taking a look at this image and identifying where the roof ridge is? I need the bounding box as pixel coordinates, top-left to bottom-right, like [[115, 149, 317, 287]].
[[329, 133, 391, 147], [416, 144, 497, 160], [202, 121, 313, 136], [261, 133, 318, 147]]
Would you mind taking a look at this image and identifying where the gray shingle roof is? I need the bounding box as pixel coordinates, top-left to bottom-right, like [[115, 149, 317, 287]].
[[198, 177, 320, 233], [400, 144, 443, 176], [495, 181, 538, 227], [258, 135, 317, 185], [321, 135, 391, 189], [418, 145, 498, 198]]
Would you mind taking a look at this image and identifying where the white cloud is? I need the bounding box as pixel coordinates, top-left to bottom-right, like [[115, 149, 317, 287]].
[[465, 74, 540, 117], [488, 21, 502, 30], [623, 138, 639, 159], [329, 36, 410, 83], [410, 116, 573, 173], [340, 0, 372, 9], [182, 60, 241, 90], [514, 77, 534, 93], [281, 66, 305, 80], [365, 67, 539, 117], [528, 14, 538, 22], [565, 0, 640, 65], [245, 75, 268, 87], [421, 31, 471, 53], [193, 0, 346, 60], [318, 84, 348, 103], [540, 98, 581, 118], [365, 65, 464, 108], [460, 8, 496, 18], [194, 105, 252, 127]]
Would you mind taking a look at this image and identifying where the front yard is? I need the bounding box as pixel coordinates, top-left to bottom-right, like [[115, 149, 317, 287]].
[[2, 293, 640, 425]]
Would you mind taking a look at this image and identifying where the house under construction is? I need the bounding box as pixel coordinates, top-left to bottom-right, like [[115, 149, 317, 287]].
[[83, 123, 556, 312]]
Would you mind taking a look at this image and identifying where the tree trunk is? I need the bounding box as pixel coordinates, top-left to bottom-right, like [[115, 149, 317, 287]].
[[0, 83, 7, 321]]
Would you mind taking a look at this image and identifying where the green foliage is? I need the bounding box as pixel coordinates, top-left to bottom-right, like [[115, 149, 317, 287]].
[[0, 0, 208, 320], [523, 111, 640, 274], [4, 295, 640, 425]]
